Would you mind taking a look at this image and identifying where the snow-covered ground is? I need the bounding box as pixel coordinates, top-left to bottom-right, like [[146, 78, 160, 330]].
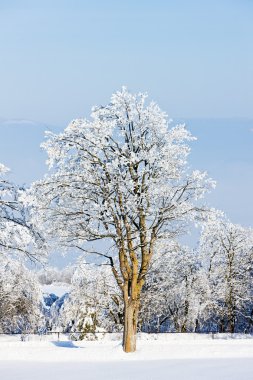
[[0, 333, 253, 379]]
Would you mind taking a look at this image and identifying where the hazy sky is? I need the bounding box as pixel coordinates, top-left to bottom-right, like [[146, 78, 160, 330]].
[[0, 0, 253, 125], [0, 1, 252, 266]]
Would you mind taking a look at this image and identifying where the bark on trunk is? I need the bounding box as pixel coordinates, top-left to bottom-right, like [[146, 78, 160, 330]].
[[123, 300, 139, 353]]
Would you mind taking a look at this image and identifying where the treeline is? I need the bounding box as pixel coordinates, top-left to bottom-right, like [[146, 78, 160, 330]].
[[56, 218, 253, 336], [1, 215, 252, 336]]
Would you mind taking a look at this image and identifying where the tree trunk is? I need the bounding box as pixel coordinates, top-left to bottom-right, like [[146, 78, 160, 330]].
[[227, 307, 235, 333], [219, 319, 225, 333], [123, 299, 139, 353]]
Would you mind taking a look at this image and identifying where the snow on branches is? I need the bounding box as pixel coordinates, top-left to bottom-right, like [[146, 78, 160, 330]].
[[0, 255, 44, 334], [32, 88, 215, 258], [31, 88, 216, 351], [58, 261, 123, 337], [0, 163, 46, 261], [200, 215, 253, 332]]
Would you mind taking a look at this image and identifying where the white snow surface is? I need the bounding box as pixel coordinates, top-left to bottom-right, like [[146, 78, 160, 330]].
[[0, 333, 253, 379]]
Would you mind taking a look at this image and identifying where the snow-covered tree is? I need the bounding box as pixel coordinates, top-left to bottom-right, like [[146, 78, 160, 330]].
[[140, 242, 209, 333], [37, 266, 74, 285], [200, 217, 253, 333], [31, 88, 215, 351], [0, 255, 44, 334], [0, 163, 45, 261], [59, 262, 123, 337]]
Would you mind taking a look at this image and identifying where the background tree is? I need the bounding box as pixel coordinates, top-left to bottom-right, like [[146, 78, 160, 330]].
[[0, 163, 45, 261], [139, 242, 209, 333], [0, 255, 44, 334], [200, 217, 253, 333], [59, 262, 123, 338], [32, 88, 215, 352]]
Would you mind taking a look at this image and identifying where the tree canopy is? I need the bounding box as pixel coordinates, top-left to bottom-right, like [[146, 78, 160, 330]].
[[31, 88, 215, 351]]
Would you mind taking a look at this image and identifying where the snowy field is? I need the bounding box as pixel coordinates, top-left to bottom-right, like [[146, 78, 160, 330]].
[[0, 334, 253, 379]]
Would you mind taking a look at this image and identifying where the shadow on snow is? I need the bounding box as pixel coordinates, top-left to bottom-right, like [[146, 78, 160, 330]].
[[51, 341, 80, 348]]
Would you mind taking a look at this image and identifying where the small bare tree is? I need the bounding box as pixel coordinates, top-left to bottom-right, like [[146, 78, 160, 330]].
[[32, 88, 214, 352]]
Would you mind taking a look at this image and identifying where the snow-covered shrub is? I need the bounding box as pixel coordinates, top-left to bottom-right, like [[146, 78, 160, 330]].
[[58, 262, 123, 338], [0, 256, 44, 333]]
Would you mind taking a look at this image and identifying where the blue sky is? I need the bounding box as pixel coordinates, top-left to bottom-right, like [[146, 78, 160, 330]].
[[0, 0, 253, 124], [0, 1, 252, 266]]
